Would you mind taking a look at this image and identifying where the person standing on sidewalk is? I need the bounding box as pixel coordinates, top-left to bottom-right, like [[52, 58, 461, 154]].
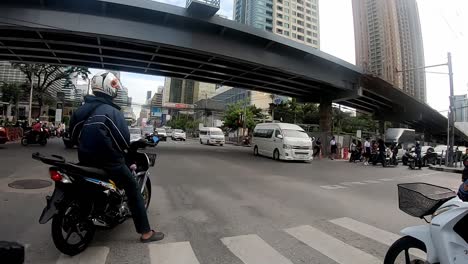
[[313, 137, 322, 159], [363, 138, 371, 165], [330, 136, 337, 160]]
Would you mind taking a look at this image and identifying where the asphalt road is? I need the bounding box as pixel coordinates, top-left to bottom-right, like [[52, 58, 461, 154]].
[[0, 138, 462, 264]]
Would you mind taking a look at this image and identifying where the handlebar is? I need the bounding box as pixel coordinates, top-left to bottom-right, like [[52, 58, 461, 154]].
[[129, 139, 156, 151]]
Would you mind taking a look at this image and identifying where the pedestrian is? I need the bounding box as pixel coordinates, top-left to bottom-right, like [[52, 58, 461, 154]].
[[330, 136, 337, 160], [69, 71, 164, 243], [313, 137, 322, 159], [375, 139, 386, 165], [349, 139, 356, 162], [363, 137, 371, 165]]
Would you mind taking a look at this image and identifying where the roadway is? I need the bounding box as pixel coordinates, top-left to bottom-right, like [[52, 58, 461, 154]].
[[0, 138, 461, 264]]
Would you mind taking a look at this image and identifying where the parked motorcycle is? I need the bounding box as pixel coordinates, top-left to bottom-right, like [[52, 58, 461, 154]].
[[408, 152, 422, 170], [32, 139, 157, 256], [384, 183, 467, 264], [383, 148, 398, 167], [21, 130, 48, 146]]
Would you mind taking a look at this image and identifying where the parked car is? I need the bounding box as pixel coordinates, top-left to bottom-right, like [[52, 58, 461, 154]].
[[155, 128, 167, 141], [129, 127, 142, 142], [199, 127, 225, 146], [165, 128, 173, 138], [172, 129, 186, 141], [252, 123, 312, 161], [0, 126, 7, 144], [402, 146, 437, 166]]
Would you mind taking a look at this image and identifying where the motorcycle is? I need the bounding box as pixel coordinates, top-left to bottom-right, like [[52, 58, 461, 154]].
[[32, 139, 157, 256], [21, 129, 48, 146], [384, 183, 467, 264], [145, 133, 159, 146], [383, 148, 398, 167], [408, 152, 422, 170]]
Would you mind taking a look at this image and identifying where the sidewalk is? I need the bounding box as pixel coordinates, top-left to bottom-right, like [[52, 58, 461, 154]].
[[429, 164, 463, 174]]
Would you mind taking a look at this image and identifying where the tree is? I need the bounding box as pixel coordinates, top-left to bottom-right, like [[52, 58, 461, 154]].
[[0, 82, 25, 121], [223, 101, 262, 132], [12, 63, 90, 115]]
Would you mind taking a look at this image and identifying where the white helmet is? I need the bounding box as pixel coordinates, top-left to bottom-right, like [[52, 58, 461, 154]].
[[91, 72, 122, 98]]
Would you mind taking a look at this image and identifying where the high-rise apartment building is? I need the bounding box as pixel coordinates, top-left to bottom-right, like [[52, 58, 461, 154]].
[[163, 77, 216, 105], [234, 0, 320, 48], [352, 0, 426, 102]]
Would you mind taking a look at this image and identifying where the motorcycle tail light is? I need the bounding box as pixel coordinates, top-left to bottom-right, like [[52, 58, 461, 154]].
[[49, 169, 63, 182]]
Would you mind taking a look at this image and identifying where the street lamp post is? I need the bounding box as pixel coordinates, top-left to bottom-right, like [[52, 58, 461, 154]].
[[397, 52, 455, 167]]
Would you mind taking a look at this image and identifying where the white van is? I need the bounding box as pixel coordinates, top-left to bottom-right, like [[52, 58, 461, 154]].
[[252, 123, 312, 161], [199, 127, 225, 146]]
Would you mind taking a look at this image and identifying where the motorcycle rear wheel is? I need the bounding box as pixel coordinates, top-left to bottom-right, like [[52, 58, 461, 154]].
[[51, 203, 95, 256], [384, 236, 426, 264], [21, 138, 28, 146]]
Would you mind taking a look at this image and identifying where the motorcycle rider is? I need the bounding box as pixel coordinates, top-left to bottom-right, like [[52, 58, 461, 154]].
[[69, 71, 164, 243], [415, 141, 422, 166], [31, 119, 43, 142]]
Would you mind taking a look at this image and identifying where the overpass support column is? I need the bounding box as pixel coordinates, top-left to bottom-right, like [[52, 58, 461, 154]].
[[379, 120, 385, 137], [319, 97, 332, 135]]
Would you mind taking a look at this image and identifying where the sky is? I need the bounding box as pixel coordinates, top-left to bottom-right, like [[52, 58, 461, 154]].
[[93, 0, 468, 116]]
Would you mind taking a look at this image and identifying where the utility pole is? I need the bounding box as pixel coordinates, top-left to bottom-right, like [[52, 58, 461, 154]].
[[447, 52, 455, 167], [243, 99, 247, 138], [397, 52, 456, 167], [28, 72, 34, 126]]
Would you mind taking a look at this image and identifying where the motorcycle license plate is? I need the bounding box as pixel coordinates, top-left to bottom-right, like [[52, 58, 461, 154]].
[[39, 187, 65, 224]]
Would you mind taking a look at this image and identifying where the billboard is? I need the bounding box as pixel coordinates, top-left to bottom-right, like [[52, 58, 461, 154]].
[[151, 107, 162, 117]]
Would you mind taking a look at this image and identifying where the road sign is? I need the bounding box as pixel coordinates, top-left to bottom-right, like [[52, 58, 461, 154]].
[[273, 97, 282, 105]]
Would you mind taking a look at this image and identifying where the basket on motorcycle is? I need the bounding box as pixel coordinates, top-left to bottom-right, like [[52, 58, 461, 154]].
[[146, 153, 157, 167], [398, 183, 456, 218]]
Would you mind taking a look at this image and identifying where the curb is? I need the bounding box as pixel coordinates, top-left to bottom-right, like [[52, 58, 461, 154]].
[[429, 165, 462, 174]]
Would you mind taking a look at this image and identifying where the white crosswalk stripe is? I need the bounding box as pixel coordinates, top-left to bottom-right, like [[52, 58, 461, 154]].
[[330, 217, 425, 259], [285, 225, 381, 264], [56, 246, 109, 264], [330, 217, 401, 246], [47, 218, 421, 264], [221, 234, 294, 264], [148, 241, 201, 264]]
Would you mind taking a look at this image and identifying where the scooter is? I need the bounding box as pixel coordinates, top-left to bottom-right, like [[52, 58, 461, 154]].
[[408, 152, 422, 170], [21, 129, 48, 146], [384, 183, 468, 264]]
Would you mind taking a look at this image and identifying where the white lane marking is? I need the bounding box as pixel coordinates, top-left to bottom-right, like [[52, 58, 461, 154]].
[[149, 242, 200, 264], [330, 217, 426, 259], [221, 234, 293, 264], [363, 180, 381, 184], [57, 246, 109, 264], [330, 217, 400, 246], [341, 181, 367, 186], [378, 178, 394, 181], [320, 185, 347, 190], [285, 225, 380, 264]]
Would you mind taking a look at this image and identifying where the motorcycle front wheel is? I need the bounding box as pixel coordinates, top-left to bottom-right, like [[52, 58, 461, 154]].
[[384, 236, 426, 264], [51, 202, 95, 256], [21, 137, 28, 146], [409, 161, 415, 169], [141, 178, 152, 210]]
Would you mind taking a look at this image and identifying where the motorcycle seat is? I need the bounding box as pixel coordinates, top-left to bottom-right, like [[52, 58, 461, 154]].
[[66, 164, 108, 179]]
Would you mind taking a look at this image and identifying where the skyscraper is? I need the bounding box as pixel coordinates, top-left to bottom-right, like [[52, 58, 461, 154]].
[[352, 0, 426, 102], [163, 77, 216, 105], [234, 0, 320, 48]]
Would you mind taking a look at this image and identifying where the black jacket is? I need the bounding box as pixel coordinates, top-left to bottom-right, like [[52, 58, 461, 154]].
[[69, 95, 130, 163]]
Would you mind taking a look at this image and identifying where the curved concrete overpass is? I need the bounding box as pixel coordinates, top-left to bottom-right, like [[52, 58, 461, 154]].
[[0, 0, 463, 140]]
